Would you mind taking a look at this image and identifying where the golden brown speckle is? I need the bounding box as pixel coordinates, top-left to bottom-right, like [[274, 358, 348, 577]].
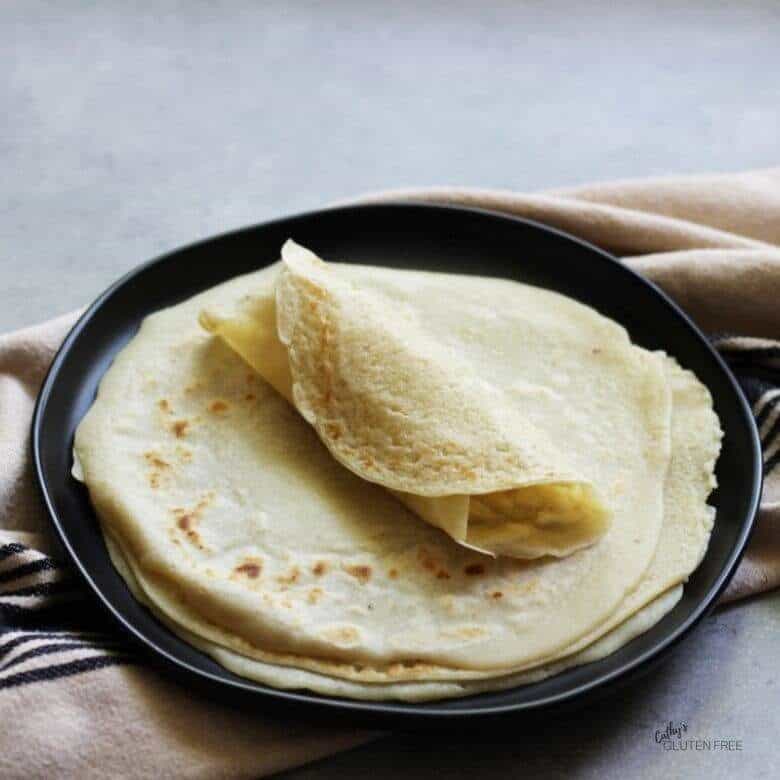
[[244, 393, 256, 402], [418, 548, 438, 573], [175, 445, 193, 462], [170, 493, 215, 548], [158, 399, 171, 413], [325, 422, 342, 440], [277, 566, 300, 585], [491, 591, 504, 599], [171, 419, 190, 438], [235, 562, 262, 579], [312, 561, 328, 577], [464, 563, 485, 576], [436, 570, 451, 580], [144, 452, 170, 470], [322, 626, 360, 646], [388, 568, 398, 579], [457, 626, 486, 639], [209, 400, 229, 414], [343, 564, 372, 584], [307, 587, 323, 604]]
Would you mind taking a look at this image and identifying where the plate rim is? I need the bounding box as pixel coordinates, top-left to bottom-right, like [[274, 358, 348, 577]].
[[31, 202, 763, 719]]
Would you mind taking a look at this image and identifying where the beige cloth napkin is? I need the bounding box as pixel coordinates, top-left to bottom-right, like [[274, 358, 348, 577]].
[[2, 168, 779, 778]]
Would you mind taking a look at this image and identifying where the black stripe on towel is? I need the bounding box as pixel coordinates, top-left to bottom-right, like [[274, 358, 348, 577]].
[[718, 345, 780, 361], [0, 598, 87, 626], [0, 544, 27, 563], [0, 632, 110, 658], [0, 557, 62, 585], [0, 654, 136, 690], [1, 641, 124, 673], [762, 414, 780, 448], [764, 448, 780, 476], [756, 395, 780, 432], [0, 580, 79, 599]]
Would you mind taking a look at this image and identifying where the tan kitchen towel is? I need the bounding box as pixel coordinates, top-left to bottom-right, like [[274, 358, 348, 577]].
[[2, 168, 779, 778]]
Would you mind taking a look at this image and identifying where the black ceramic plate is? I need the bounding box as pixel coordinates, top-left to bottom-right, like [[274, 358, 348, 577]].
[[33, 204, 761, 726]]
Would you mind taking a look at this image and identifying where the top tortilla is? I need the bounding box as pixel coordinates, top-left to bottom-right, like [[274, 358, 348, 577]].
[[200, 241, 612, 559]]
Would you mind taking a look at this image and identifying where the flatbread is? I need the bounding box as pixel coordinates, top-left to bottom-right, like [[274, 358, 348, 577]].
[[105, 531, 683, 702], [86, 352, 718, 697], [202, 241, 611, 559], [74, 258, 674, 676]]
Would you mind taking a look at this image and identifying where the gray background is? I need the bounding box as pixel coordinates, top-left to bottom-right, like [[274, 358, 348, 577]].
[[3, 1, 778, 777]]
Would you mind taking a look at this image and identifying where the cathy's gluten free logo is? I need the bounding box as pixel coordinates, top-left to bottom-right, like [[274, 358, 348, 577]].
[[654, 721, 743, 752]]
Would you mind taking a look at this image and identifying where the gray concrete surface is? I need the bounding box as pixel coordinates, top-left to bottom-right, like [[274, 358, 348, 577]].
[[283, 599, 779, 780], [3, 1, 778, 777]]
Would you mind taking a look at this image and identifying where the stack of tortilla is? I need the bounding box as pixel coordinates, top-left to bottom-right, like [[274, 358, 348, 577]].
[[73, 240, 721, 701]]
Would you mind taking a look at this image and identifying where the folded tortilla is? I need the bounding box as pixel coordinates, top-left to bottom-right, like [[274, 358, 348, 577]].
[[200, 241, 611, 559]]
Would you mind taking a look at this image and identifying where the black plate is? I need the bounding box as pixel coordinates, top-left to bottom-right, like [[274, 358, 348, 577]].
[[33, 204, 761, 726]]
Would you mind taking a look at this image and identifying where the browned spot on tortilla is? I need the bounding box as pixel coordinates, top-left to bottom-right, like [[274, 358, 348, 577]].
[[246, 372, 257, 384], [324, 422, 342, 440], [235, 562, 262, 579], [244, 393, 256, 402], [307, 587, 323, 604], [343, 564, 372, 584], [177, 521, 204, 549], [209, 400, 229, 414], [464, 563, 485, 576], [158, 399, 171, 413], [144, 452, 170, 470], [170, 493, 215, 547], [388, 568, 398, 579], [418, 547, 439, 573], [171, 419, 190, 438], [312, 561, 328, 576], [145, 448, 170, 488], [175, 445, 192, 463], [277, 566, 300, 585], [322, 626, 360, 646], [592, 347, 602, 355], [457, 626, 486, 639], [491, 590, 504, 599], [436, 570, 451, 580]]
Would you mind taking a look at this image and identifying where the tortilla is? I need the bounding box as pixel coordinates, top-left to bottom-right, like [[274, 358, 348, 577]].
[[201, 241, 612, 559], [74, 257, 674, 676], [85, 352, 718, 698], [105, 531, 683, 701]]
